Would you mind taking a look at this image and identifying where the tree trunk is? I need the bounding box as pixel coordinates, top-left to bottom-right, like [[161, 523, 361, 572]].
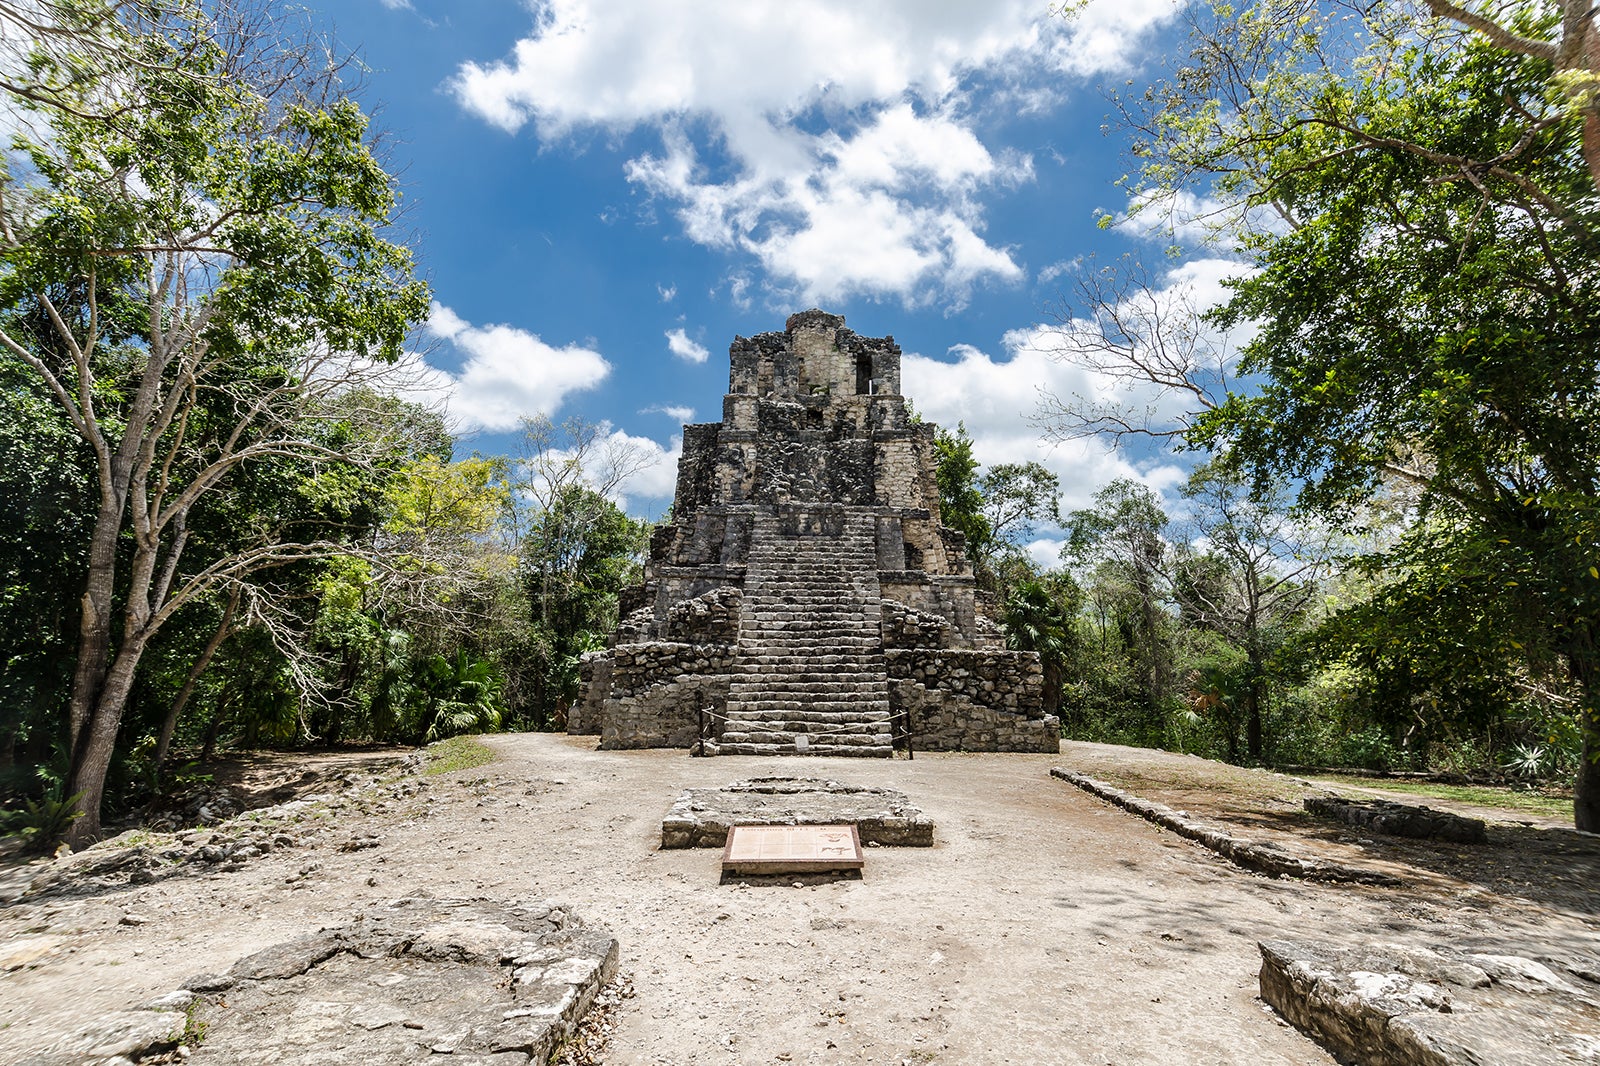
[[66, 513, 123, 754], [1042, 658, 1063, 718], [1577, 714, 1598, 833], [1571, 646, 1600, 833], [1245, 649, 1265, 763], [63, 634, 148, 849], [154, 587, 239, 776]]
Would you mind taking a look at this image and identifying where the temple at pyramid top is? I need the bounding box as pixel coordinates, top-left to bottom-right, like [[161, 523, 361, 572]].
[[570, 311, 1059, 757]]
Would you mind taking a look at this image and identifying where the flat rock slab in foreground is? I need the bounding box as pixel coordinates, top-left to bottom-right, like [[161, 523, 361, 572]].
[[22, 898, 618, 1066], [1304, 794, 1488, 844], [1259, 938, 1600, 1066], [661, 776, 933, 848]]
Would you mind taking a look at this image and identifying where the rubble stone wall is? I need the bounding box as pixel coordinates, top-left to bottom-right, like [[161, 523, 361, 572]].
[[569, 652, 613, 735], [596, 641, 735, 749], [885, 649, 1058, 753]]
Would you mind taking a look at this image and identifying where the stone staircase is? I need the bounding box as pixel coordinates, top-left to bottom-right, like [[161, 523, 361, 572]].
[[716, 512, 893, 757]]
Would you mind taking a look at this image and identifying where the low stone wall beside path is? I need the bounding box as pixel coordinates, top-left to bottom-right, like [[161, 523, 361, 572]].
[[1050, 767, 1399, 884]]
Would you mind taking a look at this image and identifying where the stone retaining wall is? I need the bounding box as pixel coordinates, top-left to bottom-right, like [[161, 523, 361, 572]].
[[886, 649, 1058, 752], [886, 649, 1041, 712], [596, 641, 735, 750], [1304, 795, 1488, 844]]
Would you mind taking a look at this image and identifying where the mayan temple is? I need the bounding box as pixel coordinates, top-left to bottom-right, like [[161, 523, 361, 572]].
[[570, 310, 1059, 756]]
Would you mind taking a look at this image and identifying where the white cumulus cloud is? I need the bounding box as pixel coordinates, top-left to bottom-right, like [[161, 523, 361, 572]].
[[421, 301, 610, 432], [450, 0, 1180, 306], [665, 327, 710, 364], [643, 404, 697, 424]]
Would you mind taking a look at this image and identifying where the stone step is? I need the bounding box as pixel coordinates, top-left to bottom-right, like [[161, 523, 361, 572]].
[[715, 742, 893, 758], [723, 701, 892, 715], [735, 672, 883, 682], [724, 711, 892, 726], [733, 667, 884, 678], [733, 656, 873, 668], [720, 730, 891, 746]]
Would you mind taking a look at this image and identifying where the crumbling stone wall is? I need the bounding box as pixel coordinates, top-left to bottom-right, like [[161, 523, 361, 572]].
[[597, 641, 735, 749], [885, 649, 1059, 753]]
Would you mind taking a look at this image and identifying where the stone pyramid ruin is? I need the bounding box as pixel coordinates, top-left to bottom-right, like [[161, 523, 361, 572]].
[[570, 310, 1059, 756]]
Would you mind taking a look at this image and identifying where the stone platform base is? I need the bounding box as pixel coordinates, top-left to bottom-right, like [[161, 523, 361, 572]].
[[22, 898, 618, 1066], [661, 777, 934, 848], [1260, 939, 1600, 1066]]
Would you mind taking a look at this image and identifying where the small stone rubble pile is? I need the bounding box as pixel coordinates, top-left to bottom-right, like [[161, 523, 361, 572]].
[[20, 897, 620, 1066], [1304, 795, 1489, 844], [1260, 939, 1600, 1066], [661, 776, 934, 848]]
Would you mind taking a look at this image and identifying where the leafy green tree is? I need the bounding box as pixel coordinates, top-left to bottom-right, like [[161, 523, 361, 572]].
[[933, 423, 991, 572], [1, 1, 428, 845], [521, 485, 648, 724], [1001, 574, 1082, 719], [1063, 480, 1175, 734], [1069, 0, 1600, 826], [1173, 461, 1331, 761]]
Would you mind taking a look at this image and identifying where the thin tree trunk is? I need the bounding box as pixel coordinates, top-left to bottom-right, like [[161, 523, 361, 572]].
[[153, 586, 239, 776], [1245, 648, 1265, 763], [1571, 646, 1599, 833]]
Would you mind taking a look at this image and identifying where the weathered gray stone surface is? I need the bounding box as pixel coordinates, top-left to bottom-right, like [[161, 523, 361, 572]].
[[1259, 938, 1600, 1066], [1051, 768, 1399, 883], [578, 311, 1058, 757], [661, 776, 934, 848], [1304, 794, 1489, 844], [20, 898, 618, 1066]]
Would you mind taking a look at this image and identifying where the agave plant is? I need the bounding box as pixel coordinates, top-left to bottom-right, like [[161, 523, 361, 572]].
[[1502, 743, 1552, 780]]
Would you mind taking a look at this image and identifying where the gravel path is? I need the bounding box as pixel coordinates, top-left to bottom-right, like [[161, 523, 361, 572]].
[[3, 734, 1589, 1065]]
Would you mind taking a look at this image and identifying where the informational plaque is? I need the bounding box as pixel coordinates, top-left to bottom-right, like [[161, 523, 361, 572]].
[[720, 824, 864, 875]]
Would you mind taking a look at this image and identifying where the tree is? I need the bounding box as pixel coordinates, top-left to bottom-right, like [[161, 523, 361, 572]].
[[1036, 256, 1236, 446], [1120, 0, 1600, 827], [1063, 480, 1175, 732], [932, 423, 991, 572], [1174, 461, 1331, 761], [978, 462, 1062, 590], [521, 485, 649, 724], [1001, 574, 1082, 719], [1, 1, 429, 845]]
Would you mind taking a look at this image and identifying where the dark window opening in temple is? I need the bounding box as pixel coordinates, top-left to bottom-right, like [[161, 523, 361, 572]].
[[856, 353, 872, 394]]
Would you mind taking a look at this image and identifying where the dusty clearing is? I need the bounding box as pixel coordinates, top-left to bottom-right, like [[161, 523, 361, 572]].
[[3, 735, 1598, 1065]]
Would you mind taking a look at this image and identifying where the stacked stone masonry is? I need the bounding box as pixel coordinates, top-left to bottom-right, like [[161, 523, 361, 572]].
[[572, 310, 1059, 756]]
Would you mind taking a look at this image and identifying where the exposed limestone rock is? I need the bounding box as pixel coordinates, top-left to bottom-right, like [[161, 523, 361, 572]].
[[1259, 939, 1600, 1066], [1304, 795, 1488, 844], [576, 311, 1058, 756], [661, 777, 934, 848], [20, 898, 618, 1066]]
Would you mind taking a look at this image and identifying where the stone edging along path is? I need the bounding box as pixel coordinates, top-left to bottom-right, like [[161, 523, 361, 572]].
[[1050, 768, 1401, 884]]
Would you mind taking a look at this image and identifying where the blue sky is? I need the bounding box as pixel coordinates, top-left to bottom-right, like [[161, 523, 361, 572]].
[[326, 0, 1235, 563]]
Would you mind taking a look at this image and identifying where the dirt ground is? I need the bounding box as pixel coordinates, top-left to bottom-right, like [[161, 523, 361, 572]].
[[2, 735, 1598, 1065]]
